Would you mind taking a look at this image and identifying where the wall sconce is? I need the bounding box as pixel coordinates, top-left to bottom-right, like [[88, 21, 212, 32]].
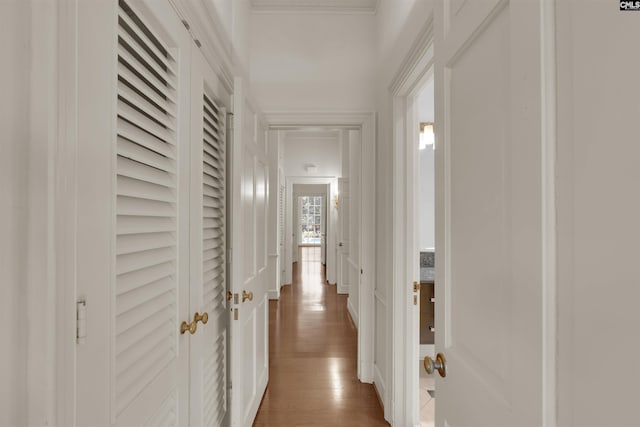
[[419, 122, 435, 150], [334, 194, 339, 209]]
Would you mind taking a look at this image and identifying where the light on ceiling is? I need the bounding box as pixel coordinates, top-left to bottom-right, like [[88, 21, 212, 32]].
[[419, 122, 435, 150]]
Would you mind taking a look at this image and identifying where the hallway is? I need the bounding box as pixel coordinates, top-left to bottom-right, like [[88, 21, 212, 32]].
[[253, 247, 388, 426]]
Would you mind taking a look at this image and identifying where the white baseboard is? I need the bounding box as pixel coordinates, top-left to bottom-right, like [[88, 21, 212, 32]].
[[337, 284, 349, 294], [268, 289, 279, 300], [373, 364, 387, 414], [347, 297, 358, 328], [419, 344, 435, 360]]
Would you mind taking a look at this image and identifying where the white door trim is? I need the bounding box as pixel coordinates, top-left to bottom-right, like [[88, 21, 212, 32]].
[[387, 16, 434, 427], [265, 111, 376, 384]]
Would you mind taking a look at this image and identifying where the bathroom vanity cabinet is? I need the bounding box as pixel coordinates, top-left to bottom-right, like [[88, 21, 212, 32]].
[[420, 280, 435, 344]]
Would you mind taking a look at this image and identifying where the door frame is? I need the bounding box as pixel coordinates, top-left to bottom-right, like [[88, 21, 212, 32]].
[[387, 16, 435, 426], [264, 111, 376, 383]]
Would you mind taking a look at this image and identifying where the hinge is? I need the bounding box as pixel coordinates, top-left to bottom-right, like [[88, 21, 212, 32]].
[[76, 299, 87, 344], [360, 268, 363, 275], [181, 19, 190, 30]]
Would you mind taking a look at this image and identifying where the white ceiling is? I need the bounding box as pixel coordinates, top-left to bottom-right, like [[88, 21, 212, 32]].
[[250, 0, 379, 14]]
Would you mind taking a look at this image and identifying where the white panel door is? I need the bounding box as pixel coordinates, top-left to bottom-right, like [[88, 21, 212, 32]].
[[337, 178, 350, 294], [556, 3, 640, 426], [230, 78, 269, 426], [189, 48, 230, 427], [434, 0, 551, 425]]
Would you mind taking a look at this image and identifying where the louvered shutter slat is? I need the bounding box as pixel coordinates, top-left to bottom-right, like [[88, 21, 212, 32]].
[[117, 215, 174, 235], [117, 196, 174, 218], [118, 100, 173, 144], [117, 176, 174, 203], [118, 63, 176, 117], [118, 15, 177, 76], [117, 137, 176, 173], [117, 261, 174, 295], [116, 276, 174, 315], [117, 155, 175, 187], [118, 46, 177, 105], [118, 82, 176, 131], [115, 306, 174, 358], [116, 292, 175, 336], [116, 319, 173, 376], [117, 232, 174, 255], [116, 246, 175, 276], [116, 348, 174, 415]]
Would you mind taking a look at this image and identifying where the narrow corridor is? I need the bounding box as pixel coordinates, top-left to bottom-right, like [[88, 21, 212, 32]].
[[253, 247, 389, 426]]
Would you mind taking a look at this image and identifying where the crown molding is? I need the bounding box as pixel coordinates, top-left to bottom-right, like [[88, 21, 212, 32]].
[[388, 15, 435, 96], [251, 0, 379, 14]]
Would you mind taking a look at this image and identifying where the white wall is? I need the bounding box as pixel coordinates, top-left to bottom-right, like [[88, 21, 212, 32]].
[[284, 133, 341, 177], [0, 1, 30, 425], [417, 80, 435, 251], [249, 12, 376, 111]]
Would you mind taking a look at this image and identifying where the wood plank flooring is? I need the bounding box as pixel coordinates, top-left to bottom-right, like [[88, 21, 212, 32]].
[[253, 247, 389, 426]]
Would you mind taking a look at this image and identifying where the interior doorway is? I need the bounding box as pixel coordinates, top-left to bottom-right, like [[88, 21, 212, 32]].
[[265, 111, 376, 389], [389, 30, 436, 426], [415, 79, 436, 427]]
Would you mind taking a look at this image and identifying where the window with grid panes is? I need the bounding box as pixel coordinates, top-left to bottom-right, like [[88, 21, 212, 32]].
[[300, 196, 322, 245]]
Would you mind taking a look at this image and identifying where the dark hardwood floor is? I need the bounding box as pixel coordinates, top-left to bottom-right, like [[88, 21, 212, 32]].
[[253, 247, 389, 426]]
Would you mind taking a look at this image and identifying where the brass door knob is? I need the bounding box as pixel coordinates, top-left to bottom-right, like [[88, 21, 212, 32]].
[[226, 291, 233, 301], [180, 320, 197, 335], [242, 290, 253, 302], [424, 353, 447, 378], [194, 311, 208, 325]]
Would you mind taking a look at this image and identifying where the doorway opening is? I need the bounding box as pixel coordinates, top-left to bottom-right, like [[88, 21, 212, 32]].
[[264, 111, 376, 392], [415, 78, 436, 427], [389, 25, 436, 426]]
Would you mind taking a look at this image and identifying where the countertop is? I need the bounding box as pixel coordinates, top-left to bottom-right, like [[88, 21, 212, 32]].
[[420, 267, 435, 283]]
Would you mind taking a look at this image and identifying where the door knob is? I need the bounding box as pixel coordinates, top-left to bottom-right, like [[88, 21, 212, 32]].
[[242, 290, 253, 302], [180, 320, 197, 335], [194, 311, 208, 325], [424, 353, 447, 378], [226, 291, 233, 301]]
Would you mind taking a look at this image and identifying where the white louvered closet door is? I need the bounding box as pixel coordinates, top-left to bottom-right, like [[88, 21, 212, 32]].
[[114, 1, 190, 426], [189, 48, 230, 427]]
